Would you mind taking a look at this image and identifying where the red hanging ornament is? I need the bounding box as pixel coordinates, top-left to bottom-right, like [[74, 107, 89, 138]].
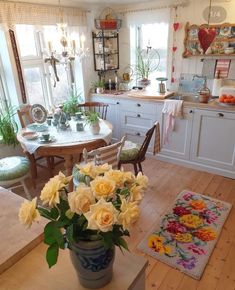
[[198, 28, 216, 53], [172, 66, 175, 73], [171, 77, 175, 83], [173, 46, 177, 52], [173, 23, 180, 31]]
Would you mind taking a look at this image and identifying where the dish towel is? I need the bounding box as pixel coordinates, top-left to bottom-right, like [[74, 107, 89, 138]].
[[162, 100, 183, 145], [153, 121, 161, 155]]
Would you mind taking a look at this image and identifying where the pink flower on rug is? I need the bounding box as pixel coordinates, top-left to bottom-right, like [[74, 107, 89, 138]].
[[166, 221, 187, 234], [182, 192, 194, 201], [200, 209, 218, 224], [173, 206, 191, 216], [188, 244, 206, 255], [177, 256, 197, 270]]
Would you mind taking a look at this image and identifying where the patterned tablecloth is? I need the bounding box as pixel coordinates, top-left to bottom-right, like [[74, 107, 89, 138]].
[[19, 119, 112, 154]]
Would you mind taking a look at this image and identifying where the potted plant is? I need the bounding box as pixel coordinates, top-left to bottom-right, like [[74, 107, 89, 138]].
[[84, 111, 100, 135], [18, 166, 148, 288], [0, 102, 18, 147], [133, 48, 160, 87], [92, 79, 105, 94], [62, 90, 82, 117]]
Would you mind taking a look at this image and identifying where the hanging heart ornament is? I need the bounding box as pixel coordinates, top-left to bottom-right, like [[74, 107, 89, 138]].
[[173, 23, 180, 31], [198, 27, 216, 53]]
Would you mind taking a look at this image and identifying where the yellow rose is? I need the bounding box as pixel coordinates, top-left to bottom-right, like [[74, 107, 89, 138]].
[[179, 214, 203, 229], [135, 172, 148, 189], [77, 162, 97, 179], [90, 176, 115, 199], [84, 198, 118, 232], [19, 197, 40, 227], [40, 172, 71, 207], [104, 170, 125, 188], [94, 163, 112, 175], [68, 183, 95, 215], [123, 171, 135, 185], [118, 198, 140, 230], [129, 184, 143, 203]]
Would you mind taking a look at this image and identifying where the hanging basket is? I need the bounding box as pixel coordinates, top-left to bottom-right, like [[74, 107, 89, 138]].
[[95, 7, 122, 30]]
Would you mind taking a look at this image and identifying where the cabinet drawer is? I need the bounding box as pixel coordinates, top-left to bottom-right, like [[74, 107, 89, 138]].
[[120, 111, 156, 131], [119, 99, 157, 115]]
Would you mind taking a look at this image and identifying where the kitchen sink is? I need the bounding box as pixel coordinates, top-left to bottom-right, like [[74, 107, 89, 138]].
[[169, 95, 199, 103]]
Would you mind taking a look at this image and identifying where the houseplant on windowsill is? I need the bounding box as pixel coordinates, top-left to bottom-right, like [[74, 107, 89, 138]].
[[92, 79, 105, 94], [84, 111, 100, 135], [0, 102, 18, 147], [62, 90, 82, 118], [18, 165, 148, 289]]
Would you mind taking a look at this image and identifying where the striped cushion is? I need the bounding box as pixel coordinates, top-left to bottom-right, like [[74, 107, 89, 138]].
[[0, 156, 29, 181]]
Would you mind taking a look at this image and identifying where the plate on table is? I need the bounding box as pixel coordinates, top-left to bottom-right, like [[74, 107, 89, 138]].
[[38, 136, 56, 144], [22, 131, 38, 140], [30, 104, 47, 123], [27, 123, 48, 132]]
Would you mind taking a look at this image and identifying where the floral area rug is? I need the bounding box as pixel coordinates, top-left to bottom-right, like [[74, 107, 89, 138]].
[[138, 190, 232, 280]]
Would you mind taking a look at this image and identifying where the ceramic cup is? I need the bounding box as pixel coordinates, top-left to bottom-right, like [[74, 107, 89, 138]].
[[41, 133, 50, 142], [75, 112, 83, 121], [76, 122, 84, 132], [46, 118, 52, 126]]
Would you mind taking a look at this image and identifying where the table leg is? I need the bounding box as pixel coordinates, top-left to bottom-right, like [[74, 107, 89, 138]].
[[63, 155, 74, 191]]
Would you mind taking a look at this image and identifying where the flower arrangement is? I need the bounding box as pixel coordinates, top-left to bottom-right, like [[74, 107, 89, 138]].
[[19, 163, 148, 268]]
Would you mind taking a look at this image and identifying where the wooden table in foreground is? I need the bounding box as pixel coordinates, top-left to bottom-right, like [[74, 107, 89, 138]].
[[0, 187, 148, 290]]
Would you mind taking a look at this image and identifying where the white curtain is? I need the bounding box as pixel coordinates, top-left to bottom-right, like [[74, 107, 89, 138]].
[[0, 1, 88, 27], [125, 8, 170, 26]]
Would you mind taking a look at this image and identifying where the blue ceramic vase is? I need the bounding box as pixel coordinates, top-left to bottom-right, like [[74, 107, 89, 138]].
[[69, 239, 115, 289]]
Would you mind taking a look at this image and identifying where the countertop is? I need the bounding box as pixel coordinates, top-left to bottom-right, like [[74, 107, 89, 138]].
[[92, 91, 235, 112]]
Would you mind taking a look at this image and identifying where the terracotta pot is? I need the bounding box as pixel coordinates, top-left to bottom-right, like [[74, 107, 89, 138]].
[[69, 239, 115, 289]]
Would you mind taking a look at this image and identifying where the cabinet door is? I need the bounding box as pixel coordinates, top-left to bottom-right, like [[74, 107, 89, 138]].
[[190, 109, 235, 171], [91, 96, 120, 142], [160, 108, 194, 160]]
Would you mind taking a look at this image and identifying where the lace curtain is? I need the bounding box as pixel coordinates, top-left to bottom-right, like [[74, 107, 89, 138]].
[[0, 1, 88, 27]]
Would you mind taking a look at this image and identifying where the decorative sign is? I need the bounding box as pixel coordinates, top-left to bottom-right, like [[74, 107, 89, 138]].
[[203, 6, 227, 23]]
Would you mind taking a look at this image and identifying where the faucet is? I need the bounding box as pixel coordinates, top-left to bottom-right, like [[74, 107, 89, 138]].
[[193, 74, 207, 90]]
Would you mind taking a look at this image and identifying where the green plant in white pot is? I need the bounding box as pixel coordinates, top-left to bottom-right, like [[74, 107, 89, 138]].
[[84, 111, 100, 135], [92, 79, 105, 94]]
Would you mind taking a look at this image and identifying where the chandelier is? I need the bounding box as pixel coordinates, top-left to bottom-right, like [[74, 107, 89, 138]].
[[44, 1, 89, 85]]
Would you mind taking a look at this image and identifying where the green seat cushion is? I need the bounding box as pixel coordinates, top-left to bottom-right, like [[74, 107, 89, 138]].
[[120, 141, 140, 161], [0, 156, 29, 181]]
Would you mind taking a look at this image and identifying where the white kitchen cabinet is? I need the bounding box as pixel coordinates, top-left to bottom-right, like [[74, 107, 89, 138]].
[[159, 108, 194, 160], [91, 95, 120, 142], [190, 109, 235, 173]]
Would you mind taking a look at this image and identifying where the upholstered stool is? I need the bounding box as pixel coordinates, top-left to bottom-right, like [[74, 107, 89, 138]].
[[0, 156, 31, 199]]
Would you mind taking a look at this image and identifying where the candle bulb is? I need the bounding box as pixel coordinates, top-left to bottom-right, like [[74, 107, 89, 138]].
[[109, 79, 111, 83], [80, 34, 85, 50], [71, 40, 76, 50], [48, 41, 52, 53], [115, 76, 118, 83]]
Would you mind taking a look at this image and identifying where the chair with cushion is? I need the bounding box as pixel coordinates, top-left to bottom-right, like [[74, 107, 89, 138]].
[[17, 105, 63, 179], [0, 156, 31, 199], [78, 102, 109, 120], [118, 122, 160, 175], [73, 137, 125, 187]]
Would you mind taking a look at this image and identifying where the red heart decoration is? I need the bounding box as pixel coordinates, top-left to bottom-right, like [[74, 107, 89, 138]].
[[173, 23, 180, 31], [171, 77, 175, 83], [173, 46, 177, 52], [198, 28, 216, 53], [172, 66, 175, 73]]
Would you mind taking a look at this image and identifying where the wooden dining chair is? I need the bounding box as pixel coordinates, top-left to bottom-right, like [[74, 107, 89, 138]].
[[78, 102, 109, 120], [118, 122, 160, 175], [17, 105, 63, 179], [83, 136, 126, 169]]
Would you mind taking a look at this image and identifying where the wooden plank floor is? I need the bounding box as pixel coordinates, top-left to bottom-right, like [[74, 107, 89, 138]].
[[14, 157, 235, 290]]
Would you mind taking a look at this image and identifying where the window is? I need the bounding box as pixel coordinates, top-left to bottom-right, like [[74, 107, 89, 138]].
[[130, 22, 169, 84], [15, 24, 84, 110]]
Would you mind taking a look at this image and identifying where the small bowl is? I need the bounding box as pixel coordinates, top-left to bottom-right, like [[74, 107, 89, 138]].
[[22, 131, 38, 140]]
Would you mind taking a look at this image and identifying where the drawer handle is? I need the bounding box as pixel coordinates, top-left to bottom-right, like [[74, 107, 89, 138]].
[[189, 110, 194, 114], [137, 103, 141, 107], [218, 113, 224, 117], [116, 102, 119, 105], [136, 132, 141, 136], [137, 114, 141, 117]]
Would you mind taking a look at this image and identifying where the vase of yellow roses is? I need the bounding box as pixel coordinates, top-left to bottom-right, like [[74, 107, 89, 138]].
[[19, 163, 148, 289]]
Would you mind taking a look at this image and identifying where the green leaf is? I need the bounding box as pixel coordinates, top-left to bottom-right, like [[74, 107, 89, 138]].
[[44, 221, 65, 249], [46, 243, 59, 268], [117, 237, 129, 251], [38, 207, 54, 220], [65, 209, 74, 219]]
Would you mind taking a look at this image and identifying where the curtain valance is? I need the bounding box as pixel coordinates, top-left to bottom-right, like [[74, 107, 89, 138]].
[[0, 1, 88, 27]]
